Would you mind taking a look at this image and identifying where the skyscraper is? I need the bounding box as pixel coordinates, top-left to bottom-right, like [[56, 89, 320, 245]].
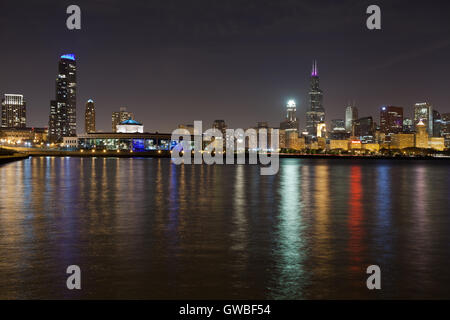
[[280, 100, 299, 132], [112, 107, 134, 132], [414, 102, 433, 136], [1, 94, 26, 128], [48, 54, 77, 142], [432, 109, 442, 137], [403, 118, 414, 133], [441, 113, 450, 147], [306, 60, 325, 139], [345, 105, 358, 133], [380, 106, 403, 135], [354, 116, 375, 143], [442, 113, 450, 135], [330, 119, 347, 140], [415, 119, 428, 148], [85, 99, 96, 133]]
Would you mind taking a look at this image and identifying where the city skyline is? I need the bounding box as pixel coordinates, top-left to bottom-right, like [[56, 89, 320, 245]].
[[1, 1, 450, 133], [3, 0, 450, 303], [1, 52, 449, 137]]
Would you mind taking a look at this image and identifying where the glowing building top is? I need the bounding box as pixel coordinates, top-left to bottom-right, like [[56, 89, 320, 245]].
[[61, 54, 76, 61]]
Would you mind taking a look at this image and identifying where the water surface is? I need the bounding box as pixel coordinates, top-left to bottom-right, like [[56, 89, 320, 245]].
[[0, 157, 449, 299]]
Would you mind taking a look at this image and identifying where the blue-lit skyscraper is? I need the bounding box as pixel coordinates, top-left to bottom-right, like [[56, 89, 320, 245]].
[[49, 54, 77, 142]]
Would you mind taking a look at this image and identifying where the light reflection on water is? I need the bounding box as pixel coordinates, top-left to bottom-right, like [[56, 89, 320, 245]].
[[0, 157, 450, 299]]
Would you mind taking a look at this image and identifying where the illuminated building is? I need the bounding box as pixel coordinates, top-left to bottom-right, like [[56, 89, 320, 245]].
[[414, 102, 433, 136], [442, 113, 450, 147], [432, 109, 443, 137], [112, 107, 134, 132], [442, 113, 450, 134], [280, 100, 299, 132], [380, 106, 403, 135], [62, 137, 78, 149], [306, 61, 325, 139], [403, 118, 414, 133], [278, 129, 286, 149], [48, 54, 77, 142], [0, 127, 47, 144], [345, 105, 358, 133], [349, 140, 362, 150], [308, 141, 319, 150], [317, 123, 326, 138], [317, 137, 326, 149], [391, 133, 415, 149], [354, 116, 375, 143], [415, 120, 428, 148], [330, 119, 347, 140], [375, 129, 386, 144], [286, 131, 305, 150], [329, 140, 349, 151], [428, 137, 445, 151], [85, 99, 96, 133], [1, 94, 26, 128], [77, 132, 174, 151], [362, 143, 380, 152], [116, 119, 144, 133]]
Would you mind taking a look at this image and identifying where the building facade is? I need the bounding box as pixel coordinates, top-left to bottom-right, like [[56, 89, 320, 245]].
[[0, 127, 47, 144], [354, 116, 375, 143], [391, 133, 415, 149], [330, 119, 347, 140], [345, 105, 358, 133], [403, 118, 414, 133], [1, 94, 26, 128], [415, 120, 428, 148], [285, 131, 305, 150], [380, 106, 403, 135], [414, 102, 433, 136], [77, 132, 174, 151], [112, 107, 134, 132], [432, 109, 443, 137], [428, 137, 445, 151], [280, 100, 299, 132], [48, 54, 77, 142], [442, 113, 450, 147], [85, 99, 96, 133], [116, 119, 144, 133]]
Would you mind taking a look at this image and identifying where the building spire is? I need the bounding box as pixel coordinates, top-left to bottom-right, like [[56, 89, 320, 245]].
[[312, 60, 318, 76]]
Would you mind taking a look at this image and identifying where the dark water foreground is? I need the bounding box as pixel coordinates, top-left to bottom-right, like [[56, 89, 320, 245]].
[[0, 157, 449, 299]]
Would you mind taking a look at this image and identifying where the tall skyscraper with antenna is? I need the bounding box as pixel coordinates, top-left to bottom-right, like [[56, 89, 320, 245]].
[[306, 60, 325, 139]]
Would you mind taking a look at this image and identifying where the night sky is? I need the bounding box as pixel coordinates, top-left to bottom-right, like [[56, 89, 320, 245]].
[[1, 0, 450, 133]]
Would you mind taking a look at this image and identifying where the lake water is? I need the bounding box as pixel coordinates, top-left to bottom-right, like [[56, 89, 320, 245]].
[[0, 157, 449, 299]]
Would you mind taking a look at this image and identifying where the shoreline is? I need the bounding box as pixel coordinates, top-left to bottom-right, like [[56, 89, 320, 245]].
[[4, 148, 450, 161]]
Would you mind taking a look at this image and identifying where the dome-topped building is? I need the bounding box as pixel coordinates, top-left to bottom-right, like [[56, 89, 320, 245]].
[[116, 118, 144, 133]]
